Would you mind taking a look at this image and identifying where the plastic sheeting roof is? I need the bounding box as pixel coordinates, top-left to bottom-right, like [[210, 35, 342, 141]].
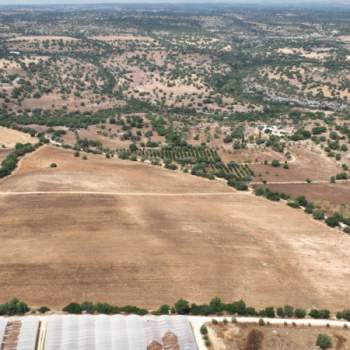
[[44, 315, 198, 350], [17, 317, 39, 350], [0, 318, 7, 347]]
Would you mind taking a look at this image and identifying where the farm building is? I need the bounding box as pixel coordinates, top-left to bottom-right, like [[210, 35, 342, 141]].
[[0, 315, 198, 350]]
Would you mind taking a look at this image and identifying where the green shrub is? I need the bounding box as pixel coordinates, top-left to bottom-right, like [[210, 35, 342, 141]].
[[258, 318, 265, 326], [204, 339, 211, 348], [337, 309, 350, 321], [228, 179, 248, 191], [260, 307, 275, 318], [317, 309, 330, 319], [38, 306, 50, 314], [313, 210, 325, 220], [316, 334, 332, 349], [200, 325, 208, 335], [283, 305, 294, 318], [63, 303, 82, 314], [344, 227, 350, 234], [157, 304, 170, 315], [174, 299, 190, 315], [0, 298, 30, 316], [295, 196, 308, 207], [277, 307, 285, 318], [294, 308, 306, 318], [304, 203, 314, 214], [287, 200, 300, 208], [271, 160, 280, 167], [325, 215, 340, 227], [165, 163, 178, 170]]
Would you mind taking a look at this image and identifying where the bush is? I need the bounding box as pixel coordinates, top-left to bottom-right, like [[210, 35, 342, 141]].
[[295, 196, 308, 207], [287, 201, 300, 209], [204, 339, 211, 348], [165, 163, 178, 170], [246, 307, 258, 316], [174, 299, 190, 315], [277, 307, 285, 318], [0, 143, 37, 178], [63, 303, 82, 314], [271, 160, 280, 167], [260, 307, 275, 318], [0, 298, 30, 315], [225, 299, 247, 315], [258, 318, 265, 326], [307, 309, 330, 319], [157, 304, 170, 315], [344, 227, 350, 234], [325, 215, 340, 227], [337, 309, 350, 321], [38, 306, 50, 314], [50, 163, 57, 168], [200, 325, 208, 335], [313, 210, 325, 220], [283, 305, 294, 318], [294, 308, 306, 318], [316, 334, 332, 349], [228, 179, 248, 191], [209, 297, 224, 314], [254, 187, 283, 201]]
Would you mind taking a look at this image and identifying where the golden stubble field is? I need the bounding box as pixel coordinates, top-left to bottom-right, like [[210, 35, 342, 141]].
[[0, 145, 350, 311]]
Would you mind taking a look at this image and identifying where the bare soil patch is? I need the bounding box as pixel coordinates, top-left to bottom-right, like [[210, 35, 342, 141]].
[[0, 127, 38, 148], [266, 182, 350, 216], [0, 145, 349, 310], [209, 323, 350, 350], [251, 144, 339, 182]]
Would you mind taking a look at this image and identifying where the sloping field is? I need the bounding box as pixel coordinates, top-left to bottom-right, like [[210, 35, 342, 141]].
[[0, 126, 38, 148], [0, 145, 349, 311]]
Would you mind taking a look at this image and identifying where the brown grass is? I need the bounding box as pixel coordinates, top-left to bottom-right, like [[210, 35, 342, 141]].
[[0, 127, 38, 148], [0, 145, 349, 310], [252, 144, 339, 182], [209, 323, 350, 350]]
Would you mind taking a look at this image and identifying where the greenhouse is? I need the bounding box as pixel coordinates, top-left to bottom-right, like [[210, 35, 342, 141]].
[[43, 314, 198, 350]]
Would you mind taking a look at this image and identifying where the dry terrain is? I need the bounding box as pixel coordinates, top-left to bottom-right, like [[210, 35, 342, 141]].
[[267, 182, 350, 216], [208, 322, 350, 350], [0, 126, 38, 148], [252, 144, 340, 182], [0, 145, 350, 310]]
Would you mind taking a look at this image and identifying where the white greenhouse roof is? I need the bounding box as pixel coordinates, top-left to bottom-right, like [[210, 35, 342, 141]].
[[17, 317, 39, 350], [44, 315, 198, 350], [0, 318, 7, 346]]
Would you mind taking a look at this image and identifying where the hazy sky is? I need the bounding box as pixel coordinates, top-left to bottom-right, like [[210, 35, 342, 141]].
[[0, 0, 348, 5], [0, 0, 344, 4]]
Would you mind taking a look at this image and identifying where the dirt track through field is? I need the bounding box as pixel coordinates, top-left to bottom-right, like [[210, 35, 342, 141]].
[[0, 191, 238, 196], [0, 145, 350, 311]]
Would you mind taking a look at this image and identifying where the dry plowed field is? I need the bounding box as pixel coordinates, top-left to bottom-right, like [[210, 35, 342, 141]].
[[0, 145, 350, 310]]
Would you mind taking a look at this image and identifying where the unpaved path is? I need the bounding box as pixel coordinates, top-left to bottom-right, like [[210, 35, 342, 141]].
[[251, 179, 350, 185], [0, 191, 241, 196], [189, 316, 350, 350]]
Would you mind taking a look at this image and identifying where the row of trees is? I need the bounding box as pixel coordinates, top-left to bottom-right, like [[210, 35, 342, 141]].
[[0, 143, 38, 178], [1, 296, 350, 324], [255, 187, 350, 233]]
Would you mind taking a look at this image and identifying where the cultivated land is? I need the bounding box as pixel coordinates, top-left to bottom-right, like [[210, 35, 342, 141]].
[[0, 145, 349, 310], [0, 126, 38, 148]]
